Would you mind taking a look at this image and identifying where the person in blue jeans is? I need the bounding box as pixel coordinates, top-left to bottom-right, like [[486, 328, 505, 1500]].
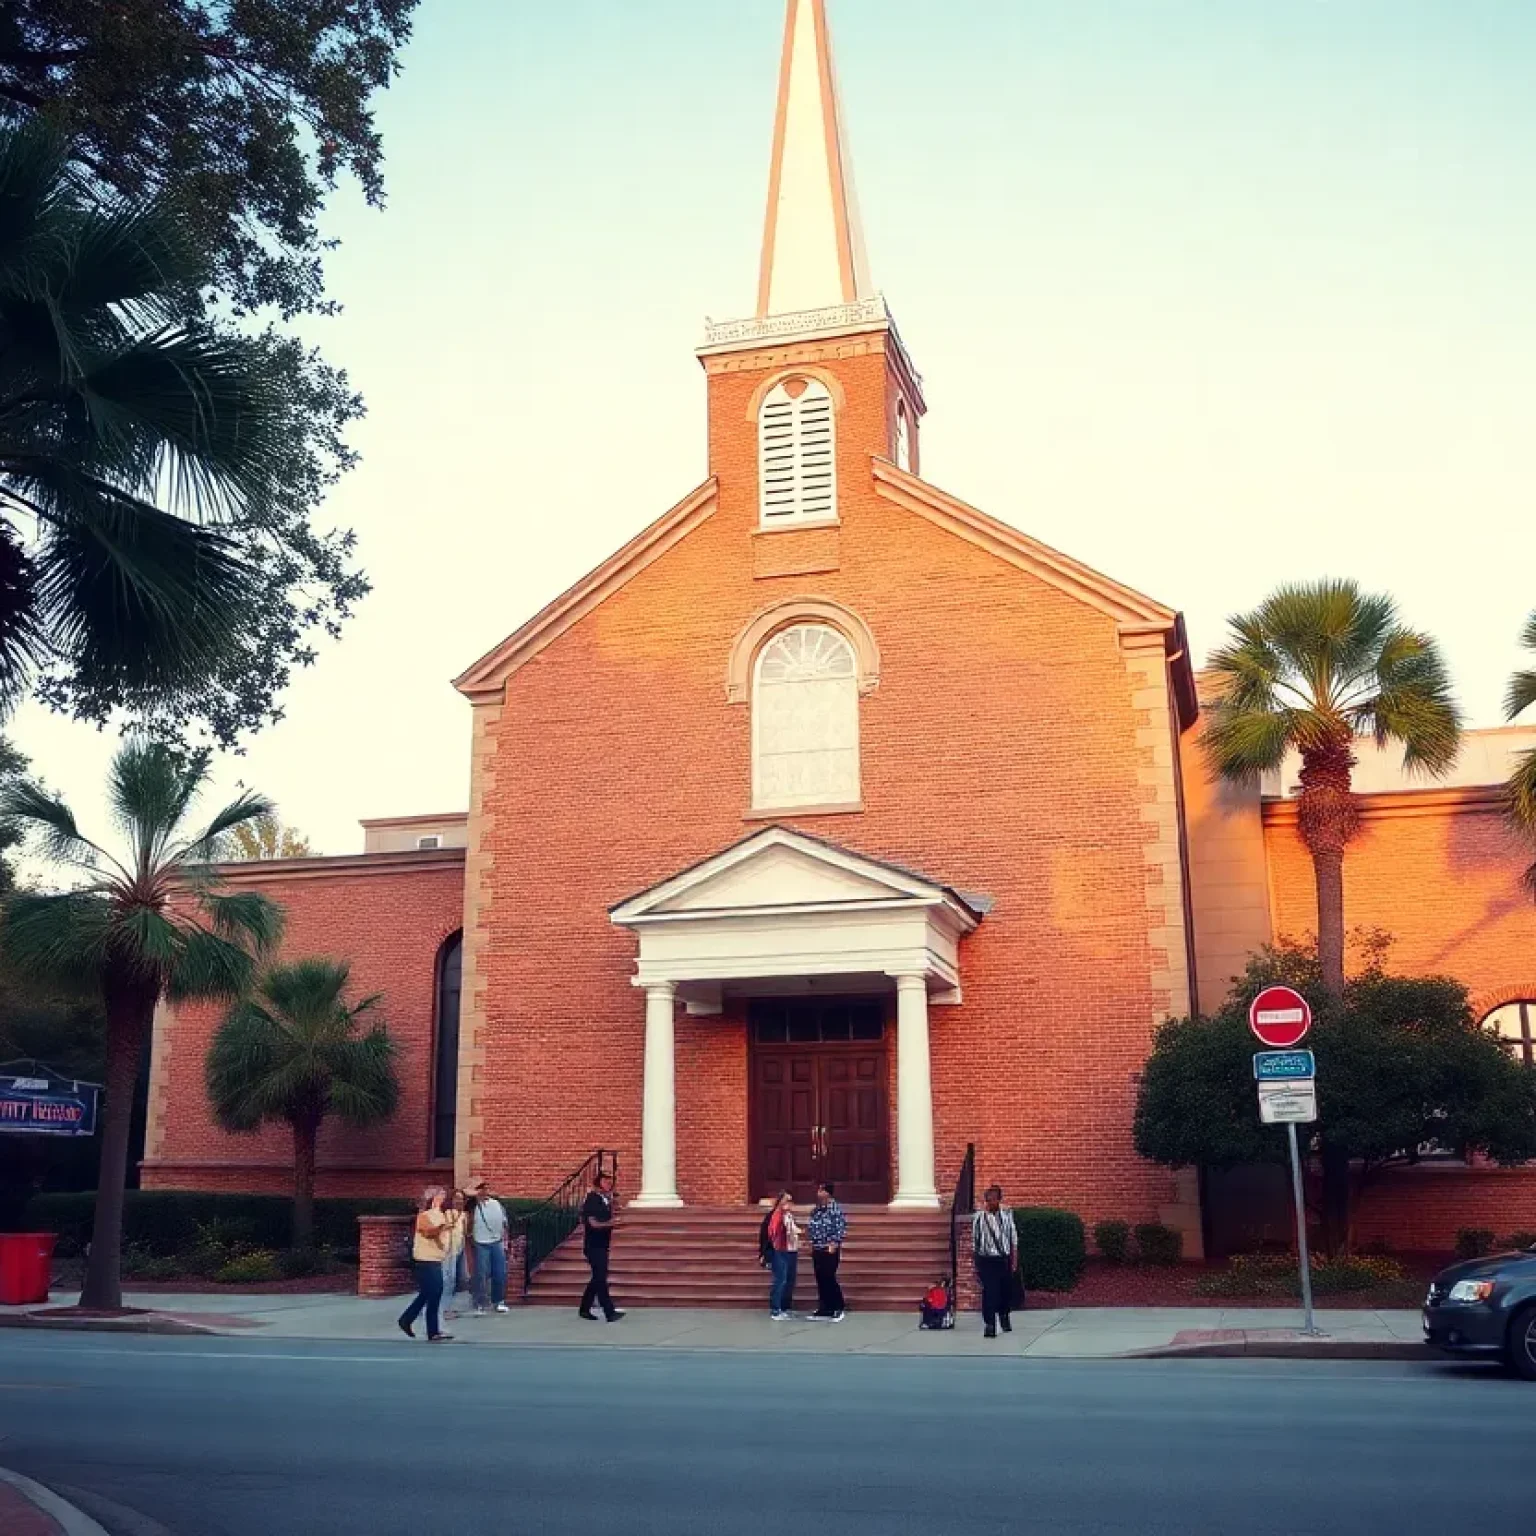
[[465, 1177, 510, 1314], [398, 1186, 453, 1342], [766, 1190, 800, 1319]]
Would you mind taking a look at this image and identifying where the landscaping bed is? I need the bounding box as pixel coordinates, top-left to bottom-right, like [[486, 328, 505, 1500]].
[[1028, 1254, 1443, 1310]]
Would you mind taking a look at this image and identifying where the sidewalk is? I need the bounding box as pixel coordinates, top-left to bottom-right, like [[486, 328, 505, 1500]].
[[0, 1288, 1431, 1359], [0, 1467, 109, 1536]]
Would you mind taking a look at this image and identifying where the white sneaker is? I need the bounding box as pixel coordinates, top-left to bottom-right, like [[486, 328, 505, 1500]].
[[495, 1303, 509, 1313], [770, 1311, 790, 1320], [473, 1307, 487, 1317], [831, 1311, 845, 1323]]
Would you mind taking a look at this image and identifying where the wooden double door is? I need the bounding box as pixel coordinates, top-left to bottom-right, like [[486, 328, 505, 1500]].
[[749, 998, 889, 1205]]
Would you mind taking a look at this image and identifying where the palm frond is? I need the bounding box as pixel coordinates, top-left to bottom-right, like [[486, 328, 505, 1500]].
[[326, 1028, 401, 1127], [1506, 747, 1536, 837], [202, 891, 284, 956], [1504, 611, 1536, 721], [0, 891, 114, 989], [1359, 627, 1462, 777], [106, 739, 205, 864], [1202, 700, 1300, 783], [182, 790, 279, 865], [0, 779, 118, 873], [166, 925, 261, 1004]]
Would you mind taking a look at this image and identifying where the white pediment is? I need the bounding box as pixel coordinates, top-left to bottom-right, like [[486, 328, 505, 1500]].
[[611, 827, 966, 925]]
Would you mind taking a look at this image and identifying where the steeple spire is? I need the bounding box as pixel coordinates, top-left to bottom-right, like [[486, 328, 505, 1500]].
[[756, 0, 873, 318]]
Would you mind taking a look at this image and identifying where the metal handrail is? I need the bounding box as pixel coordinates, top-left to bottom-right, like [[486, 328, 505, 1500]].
[[514, 1149, 618, 1297], [948, 1142, 976, 1317]]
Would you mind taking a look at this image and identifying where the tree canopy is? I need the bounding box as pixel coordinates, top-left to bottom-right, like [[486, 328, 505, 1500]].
[[0, 2, 419, 745], [225, 813, 314, 861], [1134, 939, 1536, 1250]]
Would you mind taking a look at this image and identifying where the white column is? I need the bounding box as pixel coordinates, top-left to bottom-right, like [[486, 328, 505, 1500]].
[[631, 981, 683, 1208], [890, 972, 939, 1209]]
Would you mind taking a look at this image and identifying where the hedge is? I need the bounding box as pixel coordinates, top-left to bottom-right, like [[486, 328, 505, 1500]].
[[1014, 1206, 1087, 1292], [24, 1189, 554, 1256], [23, 1191, 415, 1256]]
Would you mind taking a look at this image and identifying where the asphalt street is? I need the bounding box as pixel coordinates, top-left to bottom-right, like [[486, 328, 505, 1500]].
[[0, 1332, 1529, 1535]]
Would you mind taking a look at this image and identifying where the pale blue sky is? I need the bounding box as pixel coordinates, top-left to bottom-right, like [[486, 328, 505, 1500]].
[[12, 0, 1536, 855]]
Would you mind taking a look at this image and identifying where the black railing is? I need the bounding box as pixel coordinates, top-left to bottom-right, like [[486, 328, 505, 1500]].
[[948, 1142, 976, 1314], [516, 1149, 618, 1297]]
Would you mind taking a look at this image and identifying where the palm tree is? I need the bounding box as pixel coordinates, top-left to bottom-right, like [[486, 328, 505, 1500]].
[[1503, 611, 1536, 890], [0, 740, 282, 1309], [0, 121, 284, 718], [1204, 579, 1461, 998], [225, 814, 314, 861], [206, 959, 398, 1250]]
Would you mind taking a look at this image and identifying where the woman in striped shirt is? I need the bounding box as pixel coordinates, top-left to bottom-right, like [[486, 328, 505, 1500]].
[[971, 1184, 1018, 1338]]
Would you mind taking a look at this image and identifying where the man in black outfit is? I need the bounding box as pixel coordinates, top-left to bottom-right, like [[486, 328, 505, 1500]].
[[578, 1168, 624, 1322]]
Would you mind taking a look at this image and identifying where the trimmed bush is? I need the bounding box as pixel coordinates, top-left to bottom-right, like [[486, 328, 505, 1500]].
[[214, 1251, 282, 1284], [1014, 1206, 1087, 1292], [22, 1191, 416, 1257], [1503, 1231, 1536, 1252], [1194, 1251, 1406, 1299], [1093, 1220, 1131, 1264], [1134, 1223, 1183, 1266], [1454, 1227, 1497, 1261]]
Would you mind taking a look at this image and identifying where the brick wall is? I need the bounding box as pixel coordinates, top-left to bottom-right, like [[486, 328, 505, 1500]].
[[141, 855, 465, 1198], [1353, 1167, 1536, 1251], [463, 335, 1189, 1231]]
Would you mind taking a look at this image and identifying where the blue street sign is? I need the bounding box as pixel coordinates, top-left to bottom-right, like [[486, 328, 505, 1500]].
[[1253, 1050, 1316, 1082]]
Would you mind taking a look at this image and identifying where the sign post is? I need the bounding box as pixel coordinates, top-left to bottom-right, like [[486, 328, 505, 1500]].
[[1249, 989, 1318, 1336]]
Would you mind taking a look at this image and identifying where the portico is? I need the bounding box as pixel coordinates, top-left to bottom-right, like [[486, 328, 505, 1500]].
[[609, 827, 983, 1211]]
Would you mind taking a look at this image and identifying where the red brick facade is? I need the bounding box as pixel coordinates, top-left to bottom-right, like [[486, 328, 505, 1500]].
[[140, 853, 464, 1198], [137, 347, 1536, 1259]]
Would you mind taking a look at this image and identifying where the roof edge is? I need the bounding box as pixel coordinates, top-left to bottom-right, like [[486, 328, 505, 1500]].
[[453, 478, 720, 702]]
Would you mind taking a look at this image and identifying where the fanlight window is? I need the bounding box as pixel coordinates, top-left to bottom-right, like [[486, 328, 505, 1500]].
[[753, 624, 860, 810], [759, 377, 835, 524], [1484, 1001, 1536, 1067], [894, 399, 912, 472]]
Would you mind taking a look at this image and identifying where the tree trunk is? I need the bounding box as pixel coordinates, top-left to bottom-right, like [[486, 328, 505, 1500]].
[[1296, 741, 1359, 1000], [1319, 1140, 1352, 1257], [79, 979, 157, 1311], [292, 1115, 319, 1251]]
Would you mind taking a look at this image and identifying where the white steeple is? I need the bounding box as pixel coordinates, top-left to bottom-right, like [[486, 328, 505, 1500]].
[[756, 0, 873, 318]]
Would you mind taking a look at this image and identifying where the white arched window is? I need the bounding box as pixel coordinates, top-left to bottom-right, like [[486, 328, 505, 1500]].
[[753, 624, 860, 809], [759, 377, 835, 525], [1483, 1001, 1536, 1067]]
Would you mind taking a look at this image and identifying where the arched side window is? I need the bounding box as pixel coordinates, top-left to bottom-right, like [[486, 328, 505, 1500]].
[[753, 624, 860, 810], [759, 377, 835, 525], [432, 932, 463, 1161], [893, 399, 912, 473], [1483, 1001, 1536, 1067]]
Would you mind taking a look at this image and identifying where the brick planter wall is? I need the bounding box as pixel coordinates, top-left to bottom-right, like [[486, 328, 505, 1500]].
[[953, 1218, 979, 1316], [506, 1233, 528, 1304], [358, 1215, 414, 1297]]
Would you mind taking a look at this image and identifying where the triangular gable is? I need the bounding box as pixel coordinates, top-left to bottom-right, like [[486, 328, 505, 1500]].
[[610, 825, 981, 928], [869, 457, 1176, 628], [453, 478, 718, 702]]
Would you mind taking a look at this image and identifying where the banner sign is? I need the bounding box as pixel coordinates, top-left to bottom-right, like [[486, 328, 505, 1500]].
[[0, 1073, 100, 1137]]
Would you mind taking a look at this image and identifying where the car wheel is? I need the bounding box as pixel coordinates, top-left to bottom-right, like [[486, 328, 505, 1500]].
[[1506, 1304, 1536, 1381]]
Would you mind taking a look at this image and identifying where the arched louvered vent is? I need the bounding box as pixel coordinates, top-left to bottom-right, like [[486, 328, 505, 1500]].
[[759, 378, 836, 525]]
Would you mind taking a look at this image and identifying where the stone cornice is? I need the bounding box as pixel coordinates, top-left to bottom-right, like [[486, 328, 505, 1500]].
[[453, 478, 719, 703], [1262, 785, 1507, 826], [209, 848, 466, 885]]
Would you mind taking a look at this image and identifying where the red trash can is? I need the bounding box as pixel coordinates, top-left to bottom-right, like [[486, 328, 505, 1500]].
[[0, 1232, 57, 1304]]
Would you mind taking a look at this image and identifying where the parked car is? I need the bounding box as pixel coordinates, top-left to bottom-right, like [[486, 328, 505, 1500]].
[[1422, 1243, 1536, 1378]]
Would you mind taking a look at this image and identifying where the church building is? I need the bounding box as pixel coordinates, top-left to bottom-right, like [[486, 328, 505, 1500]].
[[143, 0, 1536, 1271]]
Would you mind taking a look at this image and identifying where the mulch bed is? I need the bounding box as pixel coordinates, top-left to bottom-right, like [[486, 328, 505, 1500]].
[[48, 1261, 354, 1296], [1027, 1256, 1442, 1310]]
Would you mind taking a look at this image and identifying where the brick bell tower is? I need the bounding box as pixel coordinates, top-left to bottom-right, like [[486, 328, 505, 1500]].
[[699, 0, 924, 537]]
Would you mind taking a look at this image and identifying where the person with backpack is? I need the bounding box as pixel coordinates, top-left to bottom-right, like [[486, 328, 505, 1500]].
[[971, 1183, 1018, 1338], [465, 1176, 511, 1315], [398, 1186, 453, 1342], [765, 1190, 800, 1320]]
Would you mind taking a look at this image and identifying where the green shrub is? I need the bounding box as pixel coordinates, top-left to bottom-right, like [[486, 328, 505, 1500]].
[[120, 1245, 181, 1282], [274, 1247, 336, 1280], [22, 1191, 416, 1256], [1093, 1220, 1131, 1264], [1014, 1207, 1086, 1292], [1454, 1227, 1497, 1261], [1193, 1251, 1406, 1299], [1134, 1223, 1183, 1266], [213, 1251, 281, 1284], [1503, 1231, 1536, 1252]]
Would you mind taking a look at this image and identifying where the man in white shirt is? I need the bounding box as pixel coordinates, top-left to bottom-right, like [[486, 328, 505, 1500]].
[[466, 1177, 511, 1315]]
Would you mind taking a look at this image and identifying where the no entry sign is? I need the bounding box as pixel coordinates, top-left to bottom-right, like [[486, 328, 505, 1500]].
[[1249, 985, 1312, 1048]]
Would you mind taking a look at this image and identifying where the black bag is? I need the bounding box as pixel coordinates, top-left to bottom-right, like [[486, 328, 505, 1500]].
[[758, 1210, 774, 1268], [1010, 1267, 1026, 1313]]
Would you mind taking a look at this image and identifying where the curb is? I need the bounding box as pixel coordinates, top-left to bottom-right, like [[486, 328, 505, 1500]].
[[1134, 1339, 1431, 1362], [0, 1311, 220, 1337], [0, 1467, 112, 1536]]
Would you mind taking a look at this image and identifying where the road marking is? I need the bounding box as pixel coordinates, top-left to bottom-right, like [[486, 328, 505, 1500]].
[[0, 1382, 77, 1391]]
